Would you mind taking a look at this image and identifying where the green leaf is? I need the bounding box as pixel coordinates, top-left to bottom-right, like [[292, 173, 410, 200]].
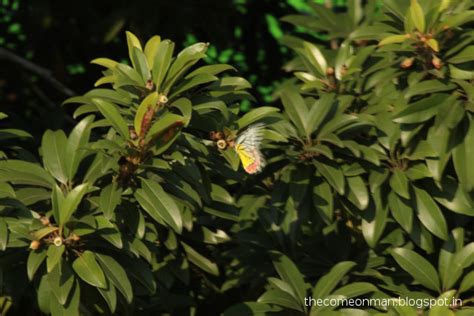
[[362, 190, 389, 248], [459, 271, 474, 294], [37, 274, 51, 314], [443, 10, 474, 28], [237, 106, 280, 129], [90, 58, 118, 69], [116, 63, 144, 86], [388, 191, 413, 233], [143, 35, 161, 69], [27, 248, 47, 280], [0, 183, 15, 199], [185, 64, 236, 78], [93, 98, 130, 140], [453, 119, 474, 191], [404, 81, 455, 100], [163, 42, 208, 94], [258, 289, 304, 312], [315, 161, 345, 195], [221, 148, 240, 172], [391, 247, 440, 291], [193, 99, 229, 121], [65, 115, 93, 180], [390, 170, 410, 199], [448, 46, 474, 64], [0, 218, 7, 251], [378, 34, 408, 46], [0, 128, 31, 141], [72, 250, 107, 288], [94, 75, 115, 87], [393, 94, 449, 124], [31, 226, 59, 240], [307, 93, 334, 135], [313, 181, 333, 224], [312, 261, 356, 299], [413, 186, 448, 240], [171, 97, 192, 126], [145, 113, 184, 142], [42, 130, 68, 184], [125, 31, 142, 60], [270, 251, 309, 305], [429, 178, 474, 216], [170, 73, 218, 99], [48, 262, 75, 305], [281, 87, 308, 136], [302, 41, 327, 76], [58, 183, 89, 227], [134, 92, 159, 137], [332, 282, 378, 298], [98, 281, 117, 314], [96, 254, 133, 304], [99, 183, 122, 220], [181, 241, 219, 276], [47, 244, 65, 273], [426, 39, 439, 52], [49, 280, 80, 316], [445, 242, 474, 290], [0, 159, 56, 187], [135, 178, 182, 233], [96, 216, 123, 249], [428, 290, 457, 316], [131, 46, 150, 82], [409, 0, 425, 32], [346, 175, 369, 210], [152, 39, 175, 92]]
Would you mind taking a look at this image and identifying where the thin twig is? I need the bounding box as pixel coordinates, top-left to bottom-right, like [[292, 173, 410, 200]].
[[0, 47, 76, 97]]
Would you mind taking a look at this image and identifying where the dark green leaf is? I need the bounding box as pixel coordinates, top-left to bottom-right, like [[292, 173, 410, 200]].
[[181, 241, 219, 276], [270, 251, 309, 305], [72, 250, 107, 288], [27, 248, 47, 280], [312, 261, 356, 299], [99, 183, 122, 220], [96, 254, 133, 304], [47, 244, 65, 273], [93, 98, 130, 140], [135, 178, 182, 233], [413, 187, 448, 240], [391, 247, 440, 291], [42, 130, 68, 184]]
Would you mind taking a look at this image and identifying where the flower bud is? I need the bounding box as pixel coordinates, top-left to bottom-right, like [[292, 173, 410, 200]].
[[30, 240, 41, 250], [215, 131, 224, 140], [159, 95, 168, 104], [217, 139, 227, 150], [39, 216, 50, 226], [145, 79, 154, 90], [326, 67, 334, 75], [53, 237, 63, 247], [400, 57, 414, 69], [432, 56, 442, 69]]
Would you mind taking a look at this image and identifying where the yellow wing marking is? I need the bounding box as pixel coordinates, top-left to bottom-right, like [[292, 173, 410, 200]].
[[235, 144, 256, 170]]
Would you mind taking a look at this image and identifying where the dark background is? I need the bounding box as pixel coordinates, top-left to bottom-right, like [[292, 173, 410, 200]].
[[0, 0, 345, 138]]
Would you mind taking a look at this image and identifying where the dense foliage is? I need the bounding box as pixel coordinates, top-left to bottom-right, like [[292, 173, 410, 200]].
[[1, 0, 474, 315]]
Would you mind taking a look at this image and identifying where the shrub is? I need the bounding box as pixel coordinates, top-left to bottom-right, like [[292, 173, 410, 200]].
[[1, 0, 473, 315]]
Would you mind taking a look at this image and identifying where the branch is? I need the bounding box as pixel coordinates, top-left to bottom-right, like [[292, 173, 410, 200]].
[[0, 47, 76, 97]]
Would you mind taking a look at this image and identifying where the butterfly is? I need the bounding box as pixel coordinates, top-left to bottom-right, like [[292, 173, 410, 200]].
[[234, 123, 266, 174]]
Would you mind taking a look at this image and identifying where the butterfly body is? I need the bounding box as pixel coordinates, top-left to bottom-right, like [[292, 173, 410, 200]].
[[234, 124, 266, 174]]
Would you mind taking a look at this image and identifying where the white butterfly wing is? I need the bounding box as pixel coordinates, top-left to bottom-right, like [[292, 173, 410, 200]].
[[235, 124, 266, 173]]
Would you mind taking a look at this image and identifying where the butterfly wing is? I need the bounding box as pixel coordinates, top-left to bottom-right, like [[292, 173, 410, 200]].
[[234, 124, 266, 174]]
